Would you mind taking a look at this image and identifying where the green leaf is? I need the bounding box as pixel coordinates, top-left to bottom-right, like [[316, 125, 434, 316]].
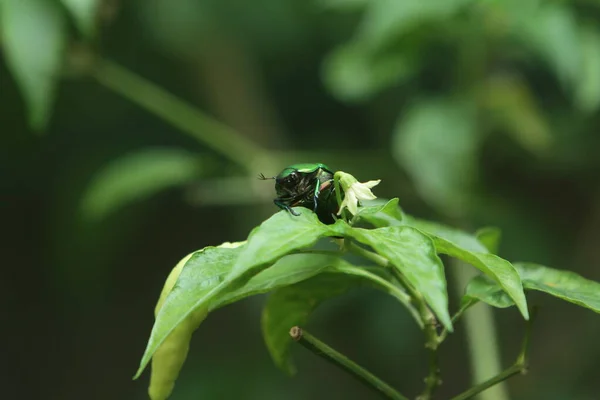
[[80, 148, 202, 220], [322, 41, 415, 102], [392, 98, 479, 216], [475, 227, 502, 254], [145, 250, 356, 399], [515, 263, 600, 314], [1, 0, 67, 131], [318, 0, 367, 12], [405, 217, 489, 254], [60, 0, 99, 38], [463, 264, 600, 315], [262, 261, 415, 375], [517, 3, 581, 91], [142, 244, 244, 399], [214, 253, 344, 309], [358, 0, 473, 48], [462, 275, 514, 309], [136, 211, 340, 382], [429, 235, 528, 320], [575, 26, 600, 113], [262, 273, 361, 375], [482, 75, 552, 155], [326, 261, 421, 327], [404, 216, 528, 318], [354, 198, 404, 228], [228, 209, 341, 277], [346, 225, 453, 331]]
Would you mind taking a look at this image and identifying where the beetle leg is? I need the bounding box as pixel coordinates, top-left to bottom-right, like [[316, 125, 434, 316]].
[[286, 206, 300, 216], [312, 182, 321, 211], [274, 199, 300, 216]]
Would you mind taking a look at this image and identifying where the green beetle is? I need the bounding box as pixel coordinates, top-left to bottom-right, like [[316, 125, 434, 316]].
[[259, 163, 339, 224]]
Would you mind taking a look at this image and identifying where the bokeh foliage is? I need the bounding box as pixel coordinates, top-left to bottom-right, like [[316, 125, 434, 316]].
[[2, 0, 600, 399]]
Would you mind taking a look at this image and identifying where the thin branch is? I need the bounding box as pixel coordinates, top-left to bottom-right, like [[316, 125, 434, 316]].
[[438, 300, 474, 343], [346, 241, 442, 399], [449, 364, 524, 400], [416, 297, 442, 400], [451, 263, 509, 400], [290, 327, 409, 400], [449, 308, 536, 400], [92, 59, 273, 173]]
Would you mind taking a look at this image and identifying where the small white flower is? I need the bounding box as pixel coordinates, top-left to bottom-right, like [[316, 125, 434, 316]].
[[335, 171, 380, 216]]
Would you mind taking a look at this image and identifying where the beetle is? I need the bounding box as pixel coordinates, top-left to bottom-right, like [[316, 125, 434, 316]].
[[259, 163, 339, 224]]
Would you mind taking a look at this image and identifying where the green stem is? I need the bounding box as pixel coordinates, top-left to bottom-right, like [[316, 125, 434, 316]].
[[438, 300, 473, 343], [452, 262, 508, 400], [92, 59, 272, 172], [346, 241, 388, 267], [290, 327, 409, 400], [450, 308, 535, 400], [449, 364, 524, 400], [346, 242, 441, 399]]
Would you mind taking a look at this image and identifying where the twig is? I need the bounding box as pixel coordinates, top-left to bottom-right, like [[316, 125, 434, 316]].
[[346, 241, 442, 399], [92, 59, 272, 173], [289, 327, 409, 400], [449, 308, 536, 400]]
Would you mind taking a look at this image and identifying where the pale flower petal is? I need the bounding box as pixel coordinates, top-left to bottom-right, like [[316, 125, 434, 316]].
[[337, 178, 380, 216], [337, 189, 357, 215], [352, 180, 381, 200]]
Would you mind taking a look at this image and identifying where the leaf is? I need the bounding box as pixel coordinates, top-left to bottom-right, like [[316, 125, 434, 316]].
[[1, 0, 67, 131], [475, 227, 502, 254], [392, 98, 479, 216], [354, 198, 404, 228], [80, 148, 202, 220], [517, 3, 581, 91], [462, 275, 514, 309], [405, 217, 489, 254], [145, 250, 355, 399], [262, 262, 414, 375], [228, 209, 342, 277], [463, 263, 600, 315], [428, 235, 528, 320], [147, 252, 205, 400], [135, 211, 340, 381], [482, 75, 552, 155], [318, 0, 368, 12], [214, 253, 344, 309], [574, 26, 600, 113], [322, 40, 415, 102], [515, 263, 600, 314], [346, 225, 453, 331], [142, 244, 244, 399], [358, 0, 473, 48], [262, 273, 361, 375], [326, 261, 421, 327], [401, 217, 527, 318], [60, 0, 99, 37]]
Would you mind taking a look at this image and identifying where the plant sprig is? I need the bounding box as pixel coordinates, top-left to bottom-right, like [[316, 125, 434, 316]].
[[136, 171, 600, 400]]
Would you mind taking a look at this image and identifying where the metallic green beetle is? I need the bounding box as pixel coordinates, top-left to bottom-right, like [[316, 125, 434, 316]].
[[259, 163, 339, 224]]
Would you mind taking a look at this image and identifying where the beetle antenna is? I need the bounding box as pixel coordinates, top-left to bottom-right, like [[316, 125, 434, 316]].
[[258, 173, 275, 180]]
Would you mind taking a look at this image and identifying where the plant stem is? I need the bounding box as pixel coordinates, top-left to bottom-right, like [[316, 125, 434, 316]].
[[438, 300, 473, 343], [346, 242, 442, 399], [449, 364, 524, 400], [415, 291, 441, 400], [449, 308, 535, 400], [452, 262, 509, 400], [346, 241, 390, 268], [289, 327, 409, 400], [92, 59, 272, 173]]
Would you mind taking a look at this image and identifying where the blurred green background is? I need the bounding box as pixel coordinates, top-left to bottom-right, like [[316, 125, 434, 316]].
[[2, 0, 600, 399]]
